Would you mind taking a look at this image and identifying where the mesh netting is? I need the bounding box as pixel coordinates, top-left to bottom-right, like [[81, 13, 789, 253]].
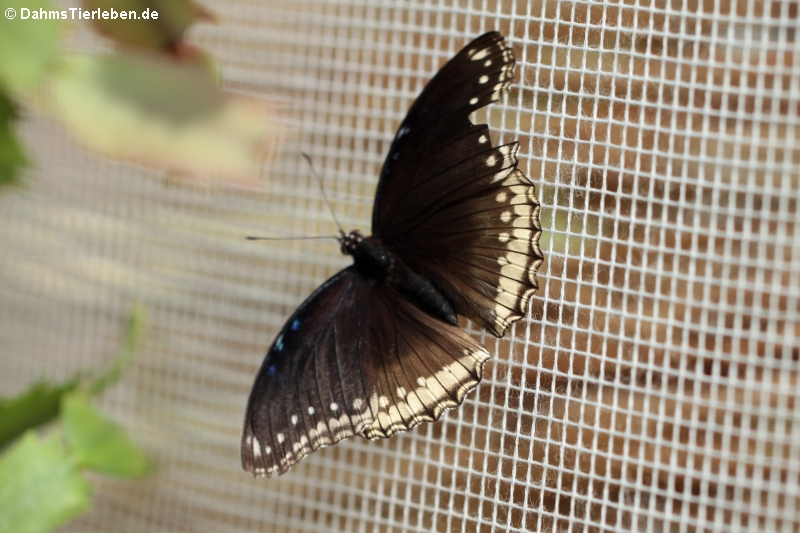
[[1, 1, 798, 531]]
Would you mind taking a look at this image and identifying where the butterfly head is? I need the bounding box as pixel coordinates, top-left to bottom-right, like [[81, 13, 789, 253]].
[[338, 230, 364, 256]]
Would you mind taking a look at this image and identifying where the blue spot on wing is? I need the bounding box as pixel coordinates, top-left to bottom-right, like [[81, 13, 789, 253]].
[[267, 365, 276, 376], [275, 334, 284, 352], [291, 319, 301, 331]]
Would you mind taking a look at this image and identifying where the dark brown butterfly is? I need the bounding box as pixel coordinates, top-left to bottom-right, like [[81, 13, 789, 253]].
[[242, 32, 543, 477]]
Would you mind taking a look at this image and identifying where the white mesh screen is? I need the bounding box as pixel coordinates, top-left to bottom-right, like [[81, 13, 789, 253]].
[[1, 1, 798, 531]]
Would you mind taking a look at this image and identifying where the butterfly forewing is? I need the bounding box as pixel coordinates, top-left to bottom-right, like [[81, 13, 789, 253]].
[[395, 163, 542, 337], [372, 32, 515, 232], [373, 32, 543, 337]]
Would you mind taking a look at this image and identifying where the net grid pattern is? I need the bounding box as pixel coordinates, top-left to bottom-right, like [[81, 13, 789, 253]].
[[0, 0, 797, 532]]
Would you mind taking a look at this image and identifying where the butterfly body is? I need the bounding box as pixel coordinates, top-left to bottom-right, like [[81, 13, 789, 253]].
[[343, 231, 459, 326], [242, 32, 543, 477]]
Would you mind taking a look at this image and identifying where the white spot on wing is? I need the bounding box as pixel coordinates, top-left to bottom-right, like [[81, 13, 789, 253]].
[[487, 171, 542, 331], [470, 97, 478, 105], [330, 402, 339, 412], [276, 433, 284, 444], [252, 436, 262, 458], [308, 406, 315, 415], [265, 446, 272, 455], [501, 211, 512, 223], [479, 75, 489, 84], [484, 59, 492, 66], [479, 135, 488, 144], [291, 415, 298, 425], [496, 191, 508, 203], [471, 48, 490, 60], [486, 155, 497, 167]]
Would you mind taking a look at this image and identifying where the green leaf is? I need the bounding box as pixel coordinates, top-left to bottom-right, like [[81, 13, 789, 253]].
[[0, 431, 91, 533], [0, 89, 27, 187], [61, 392, 150, 477], [0, 0, 61, 92], [88, 304, 146, 395], [0, 305, 144, 450], [52, 52, 278, 182], [0, 380, 77, 450], [84, 0, 214, 52]]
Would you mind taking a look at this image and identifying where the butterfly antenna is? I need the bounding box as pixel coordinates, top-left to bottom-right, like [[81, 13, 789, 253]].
[[245, 235, 339, 241], [301, 153, 346, 237]]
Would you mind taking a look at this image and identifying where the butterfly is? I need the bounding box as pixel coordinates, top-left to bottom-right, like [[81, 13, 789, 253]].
[[241, 32, 543, 477]]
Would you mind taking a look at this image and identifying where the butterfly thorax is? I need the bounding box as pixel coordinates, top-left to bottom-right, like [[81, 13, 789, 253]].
[[340, 230, 458, 326], [340, 231, 393, 280]]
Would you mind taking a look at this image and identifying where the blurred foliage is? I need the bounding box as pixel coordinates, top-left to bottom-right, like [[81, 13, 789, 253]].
[[61, 391, 150, 477], [0, 380, 78, 450], [0, 92, 27, 187], [0, 432, 91, 533], [87, 305, 144, 396], [53, 52, 275, 180], [0, 307, 144, 450], [0, 307, 149, 533], [0, 0, 277, 189], [0, 0, 60, 92], [85, 0, 213, 52], [0, 0, 61, 186]]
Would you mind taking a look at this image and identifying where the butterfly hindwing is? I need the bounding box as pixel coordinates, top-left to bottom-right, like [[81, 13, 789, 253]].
[[242, 269, 489, 476], [358, 282, 489, 439], [242, 268, 376, 477]]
